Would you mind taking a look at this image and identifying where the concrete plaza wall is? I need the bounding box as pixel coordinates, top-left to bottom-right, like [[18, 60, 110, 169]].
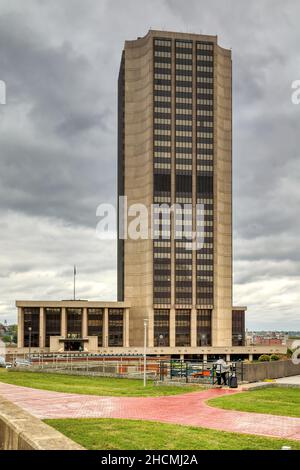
[[0, 396, 84, 450], [243, 360, 300, 383]]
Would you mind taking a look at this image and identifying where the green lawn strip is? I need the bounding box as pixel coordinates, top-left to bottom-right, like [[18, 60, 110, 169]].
[[44, 418, 300, 450], [0, 369, 201, 397], [207, 387, 300, 418]]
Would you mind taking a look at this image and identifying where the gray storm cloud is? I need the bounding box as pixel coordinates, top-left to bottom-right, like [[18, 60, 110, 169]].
[[0, 0, 299, 329]]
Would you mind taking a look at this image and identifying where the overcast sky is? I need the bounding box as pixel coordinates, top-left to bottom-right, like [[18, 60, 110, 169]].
[[0, 0, 299, 330]]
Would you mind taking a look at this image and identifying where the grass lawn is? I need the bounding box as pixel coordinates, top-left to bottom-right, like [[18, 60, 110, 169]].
[[0, 368, 201, 397], [207, 387, 300, 418], [45, 418, 300, 450]]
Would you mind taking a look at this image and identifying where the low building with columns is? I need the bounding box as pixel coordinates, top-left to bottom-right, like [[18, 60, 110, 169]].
[[16, 300, 286, 359], [17, 301, 130, 354]]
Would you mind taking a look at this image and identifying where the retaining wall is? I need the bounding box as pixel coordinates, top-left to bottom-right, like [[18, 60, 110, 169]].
[[243, 360, 300, 383], [0, 395, 84, 450]]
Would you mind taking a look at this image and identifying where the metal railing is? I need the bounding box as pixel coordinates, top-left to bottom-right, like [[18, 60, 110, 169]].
[[5, 353, 244, 384], [8, 353, 161, 380], [159, 360, 244, 385]]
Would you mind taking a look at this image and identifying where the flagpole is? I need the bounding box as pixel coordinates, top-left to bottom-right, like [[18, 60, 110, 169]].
[[73, 265, 76, 301]]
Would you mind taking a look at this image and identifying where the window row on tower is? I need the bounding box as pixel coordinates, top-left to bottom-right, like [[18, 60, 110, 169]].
[[154, 309, 212, 347]]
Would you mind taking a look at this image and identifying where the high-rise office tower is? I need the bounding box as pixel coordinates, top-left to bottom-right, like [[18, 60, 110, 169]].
[[118, 30, 244, 351]]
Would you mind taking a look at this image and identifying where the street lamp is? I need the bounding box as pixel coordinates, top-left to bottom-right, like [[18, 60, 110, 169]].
[[143, 319, 148, 387], [28, 326, 32, 361]]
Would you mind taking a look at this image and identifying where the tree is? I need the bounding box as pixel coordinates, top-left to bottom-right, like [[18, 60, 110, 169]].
[[1, 335, 12, 344], [7, 324, 17, 344]]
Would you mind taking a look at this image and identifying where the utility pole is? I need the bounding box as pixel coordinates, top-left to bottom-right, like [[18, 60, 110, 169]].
[[28, 326, 32, 362]]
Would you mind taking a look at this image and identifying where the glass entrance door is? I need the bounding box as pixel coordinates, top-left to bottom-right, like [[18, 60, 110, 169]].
[[64, 340, 83, 352]]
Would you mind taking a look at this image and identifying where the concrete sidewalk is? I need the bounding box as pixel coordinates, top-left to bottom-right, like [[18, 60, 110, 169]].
[[276, 375, 300, 386]]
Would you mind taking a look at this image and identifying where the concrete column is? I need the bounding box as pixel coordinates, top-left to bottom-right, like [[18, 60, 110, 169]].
[[104, 308, 109, 348], [191, 308, 197, 347], [123, 308, 130, 347], [211, 47, 233, 349], [61, 307, 67, 337], [17, 307, 24, 348], [249, 354, 253, 362], [226, 354, 231, 362], [203, 354, 208, 363], [82, 307, 88, 338], [39, 307, 45, 349], [170, 308, 176, 347]]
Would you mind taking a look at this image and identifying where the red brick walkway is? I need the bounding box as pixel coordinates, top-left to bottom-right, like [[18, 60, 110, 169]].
[[0, 382, 299, 440]]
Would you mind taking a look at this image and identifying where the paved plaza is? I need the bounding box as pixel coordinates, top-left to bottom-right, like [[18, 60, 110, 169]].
[[0, 382, 299, 441]]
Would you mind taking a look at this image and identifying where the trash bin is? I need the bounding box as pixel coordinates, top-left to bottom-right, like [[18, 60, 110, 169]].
[[229, 363, 238, 388]]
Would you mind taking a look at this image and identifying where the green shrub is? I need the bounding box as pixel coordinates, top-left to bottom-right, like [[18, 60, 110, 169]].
[[270, 354, 280, 361], [258, 354, 271, 362]]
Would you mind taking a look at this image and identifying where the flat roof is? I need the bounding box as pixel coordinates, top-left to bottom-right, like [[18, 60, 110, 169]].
[[16, 300, 131, 308], [16, 301, 247, 311]]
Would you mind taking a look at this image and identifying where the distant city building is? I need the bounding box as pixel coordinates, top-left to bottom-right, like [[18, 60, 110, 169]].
[[254, 337, 283, 346], [246, 331, 287, 347]]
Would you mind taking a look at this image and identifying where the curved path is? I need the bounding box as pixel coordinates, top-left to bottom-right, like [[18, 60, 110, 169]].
[[0, 382, 299, 441]]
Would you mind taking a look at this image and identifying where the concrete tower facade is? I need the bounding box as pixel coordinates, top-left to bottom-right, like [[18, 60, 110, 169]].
[[118, 30, 239, 350]]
